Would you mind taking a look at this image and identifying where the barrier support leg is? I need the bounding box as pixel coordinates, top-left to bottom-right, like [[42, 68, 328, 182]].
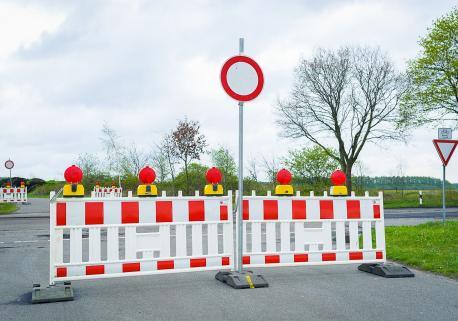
[[31, 282, 74, 304], [215, 270, 268, 289], [358, 263, 414, 278]]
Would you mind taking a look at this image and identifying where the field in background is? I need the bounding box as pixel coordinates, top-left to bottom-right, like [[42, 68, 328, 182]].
[[385, 221, 458, 279], [27, 180, 458, 209], [381, 189, 458, 208]]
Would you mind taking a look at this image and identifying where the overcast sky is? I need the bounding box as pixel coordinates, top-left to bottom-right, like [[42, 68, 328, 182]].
[[0, 0, 457, 182]]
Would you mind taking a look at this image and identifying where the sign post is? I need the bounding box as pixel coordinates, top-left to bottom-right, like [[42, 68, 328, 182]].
[[433, 131, 457, 224], [216, 38, 267, 288], [4, 159, 14, 186]]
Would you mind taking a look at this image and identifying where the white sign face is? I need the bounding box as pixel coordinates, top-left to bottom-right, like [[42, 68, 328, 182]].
[[226, 62, 259, 95], [433, 139, 458, 166], [4, 160, 14, 170], [438, 128, 452, 139]]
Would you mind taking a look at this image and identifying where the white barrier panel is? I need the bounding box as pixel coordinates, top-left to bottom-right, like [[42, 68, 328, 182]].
[[237, 191, 385, 268], [93, 187, 123, 198], [49, 191, 233, 284], [0, 187, 27, 203]]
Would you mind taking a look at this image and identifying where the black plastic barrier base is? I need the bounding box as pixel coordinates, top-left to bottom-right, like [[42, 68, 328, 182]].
[[31, 282, 74, 303], [358, 263, 415, 278], [215, 270, 269, 289]]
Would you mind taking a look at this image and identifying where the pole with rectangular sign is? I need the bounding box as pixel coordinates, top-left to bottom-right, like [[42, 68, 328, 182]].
[[433, 129, 457, 224]]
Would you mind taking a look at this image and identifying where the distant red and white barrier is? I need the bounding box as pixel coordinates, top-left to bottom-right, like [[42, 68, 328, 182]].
[[0, 187, 27, 203], [92, 187, 123, 198]]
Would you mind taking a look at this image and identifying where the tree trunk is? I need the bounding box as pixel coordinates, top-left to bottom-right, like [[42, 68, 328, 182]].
[[184, 161, 189, 195], [345, 164, 353, 193]]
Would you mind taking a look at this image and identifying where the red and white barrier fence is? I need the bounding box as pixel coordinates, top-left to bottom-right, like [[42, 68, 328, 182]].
[[49, 191, 233, 284], [92, 187, 123, 198], [49, 189, 385, 284], [236, 191, 385, 268], [0, 187, 27, 203]]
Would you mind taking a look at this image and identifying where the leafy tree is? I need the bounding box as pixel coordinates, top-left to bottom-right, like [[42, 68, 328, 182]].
[[284, 146, 338, 187], [174, 163, 208, 195], [400, 8, 458, 127], [170, 119, 207, 194], [211, 146, 237, 190], [277, 47, 405, 191]]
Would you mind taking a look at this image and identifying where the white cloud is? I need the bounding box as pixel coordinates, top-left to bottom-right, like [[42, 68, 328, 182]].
[[0, 1, 65, 69], [0, 0, 456, 183]]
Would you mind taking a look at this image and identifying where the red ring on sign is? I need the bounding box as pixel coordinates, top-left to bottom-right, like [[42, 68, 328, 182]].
[[4, 160, 14, 170], [220, 55, 264, 102]]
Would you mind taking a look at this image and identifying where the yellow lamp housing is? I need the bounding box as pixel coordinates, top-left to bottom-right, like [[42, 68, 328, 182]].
[[330, 185, 348, 196], [137, 184, 158, 197], [275, 184, 294, 196], [204, 184, 223, 196], [63, 183, 85, 198]]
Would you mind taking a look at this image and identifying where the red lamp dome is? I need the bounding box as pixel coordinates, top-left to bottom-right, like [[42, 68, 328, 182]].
[[277, 168, 292, 185], [64, 165, 83, 184], [139, 166, 156, 184], [330, 170, 346, 186], [206, 167, 222, 184]]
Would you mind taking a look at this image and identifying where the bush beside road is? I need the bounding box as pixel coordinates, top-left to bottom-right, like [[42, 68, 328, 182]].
[[386, 221, 458, 279]]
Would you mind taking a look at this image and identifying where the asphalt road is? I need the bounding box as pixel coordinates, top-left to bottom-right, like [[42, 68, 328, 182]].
[[0, 200, 457, 320]]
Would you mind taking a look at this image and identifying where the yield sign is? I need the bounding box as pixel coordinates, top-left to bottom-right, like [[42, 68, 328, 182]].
[[433, 139, 458, 166]]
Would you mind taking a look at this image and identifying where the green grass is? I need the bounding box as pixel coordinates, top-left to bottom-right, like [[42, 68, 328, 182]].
[[0, 203, 18, 214], [385, 221, 458, 279], [27, 194, 49, 198], [380, 189, 458, 208]]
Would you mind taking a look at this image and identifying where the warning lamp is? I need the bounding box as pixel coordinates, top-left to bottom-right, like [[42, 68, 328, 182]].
[[330, 169, 348, 196], [63, 165, 85, 198], [111, 180, 116, 188], [95, 181, 100, 188], [6, 182, 11, 188], [274, 168, 294, 196], [204, 167, 224, 196], [20, 181, 25, 188], [137, 166, 157, 197]]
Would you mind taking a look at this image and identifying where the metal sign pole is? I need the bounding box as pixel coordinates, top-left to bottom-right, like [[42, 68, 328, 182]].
[[9, 169, 12, 187], [237, 37, 244, 273], [442, 164, 446, 224], [215, 37, 268, 288]]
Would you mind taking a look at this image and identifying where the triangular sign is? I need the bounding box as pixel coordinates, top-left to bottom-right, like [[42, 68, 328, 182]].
[[433, 139, 458, 166]]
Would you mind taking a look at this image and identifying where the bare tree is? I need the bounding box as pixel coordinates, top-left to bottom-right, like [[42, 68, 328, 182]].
[[122, 143, 150, 177], [170, 119, 207, 194], [262, 155, 280, 189], [277, 47, 405, 190], [76, 153, 101, 178], [100, 123, 125, 185], [151, 144, 170, 183], [159, 134, 178, 192], [247, 157, 259, 182]]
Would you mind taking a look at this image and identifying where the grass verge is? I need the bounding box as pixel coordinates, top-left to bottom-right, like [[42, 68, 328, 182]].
[[385, 221, 458, 279], [0, 203, 18, 214]]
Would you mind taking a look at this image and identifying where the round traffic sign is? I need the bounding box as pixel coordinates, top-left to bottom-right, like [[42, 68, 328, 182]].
[[221, 55, 264, 102], [5, 159, 14, 170]]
